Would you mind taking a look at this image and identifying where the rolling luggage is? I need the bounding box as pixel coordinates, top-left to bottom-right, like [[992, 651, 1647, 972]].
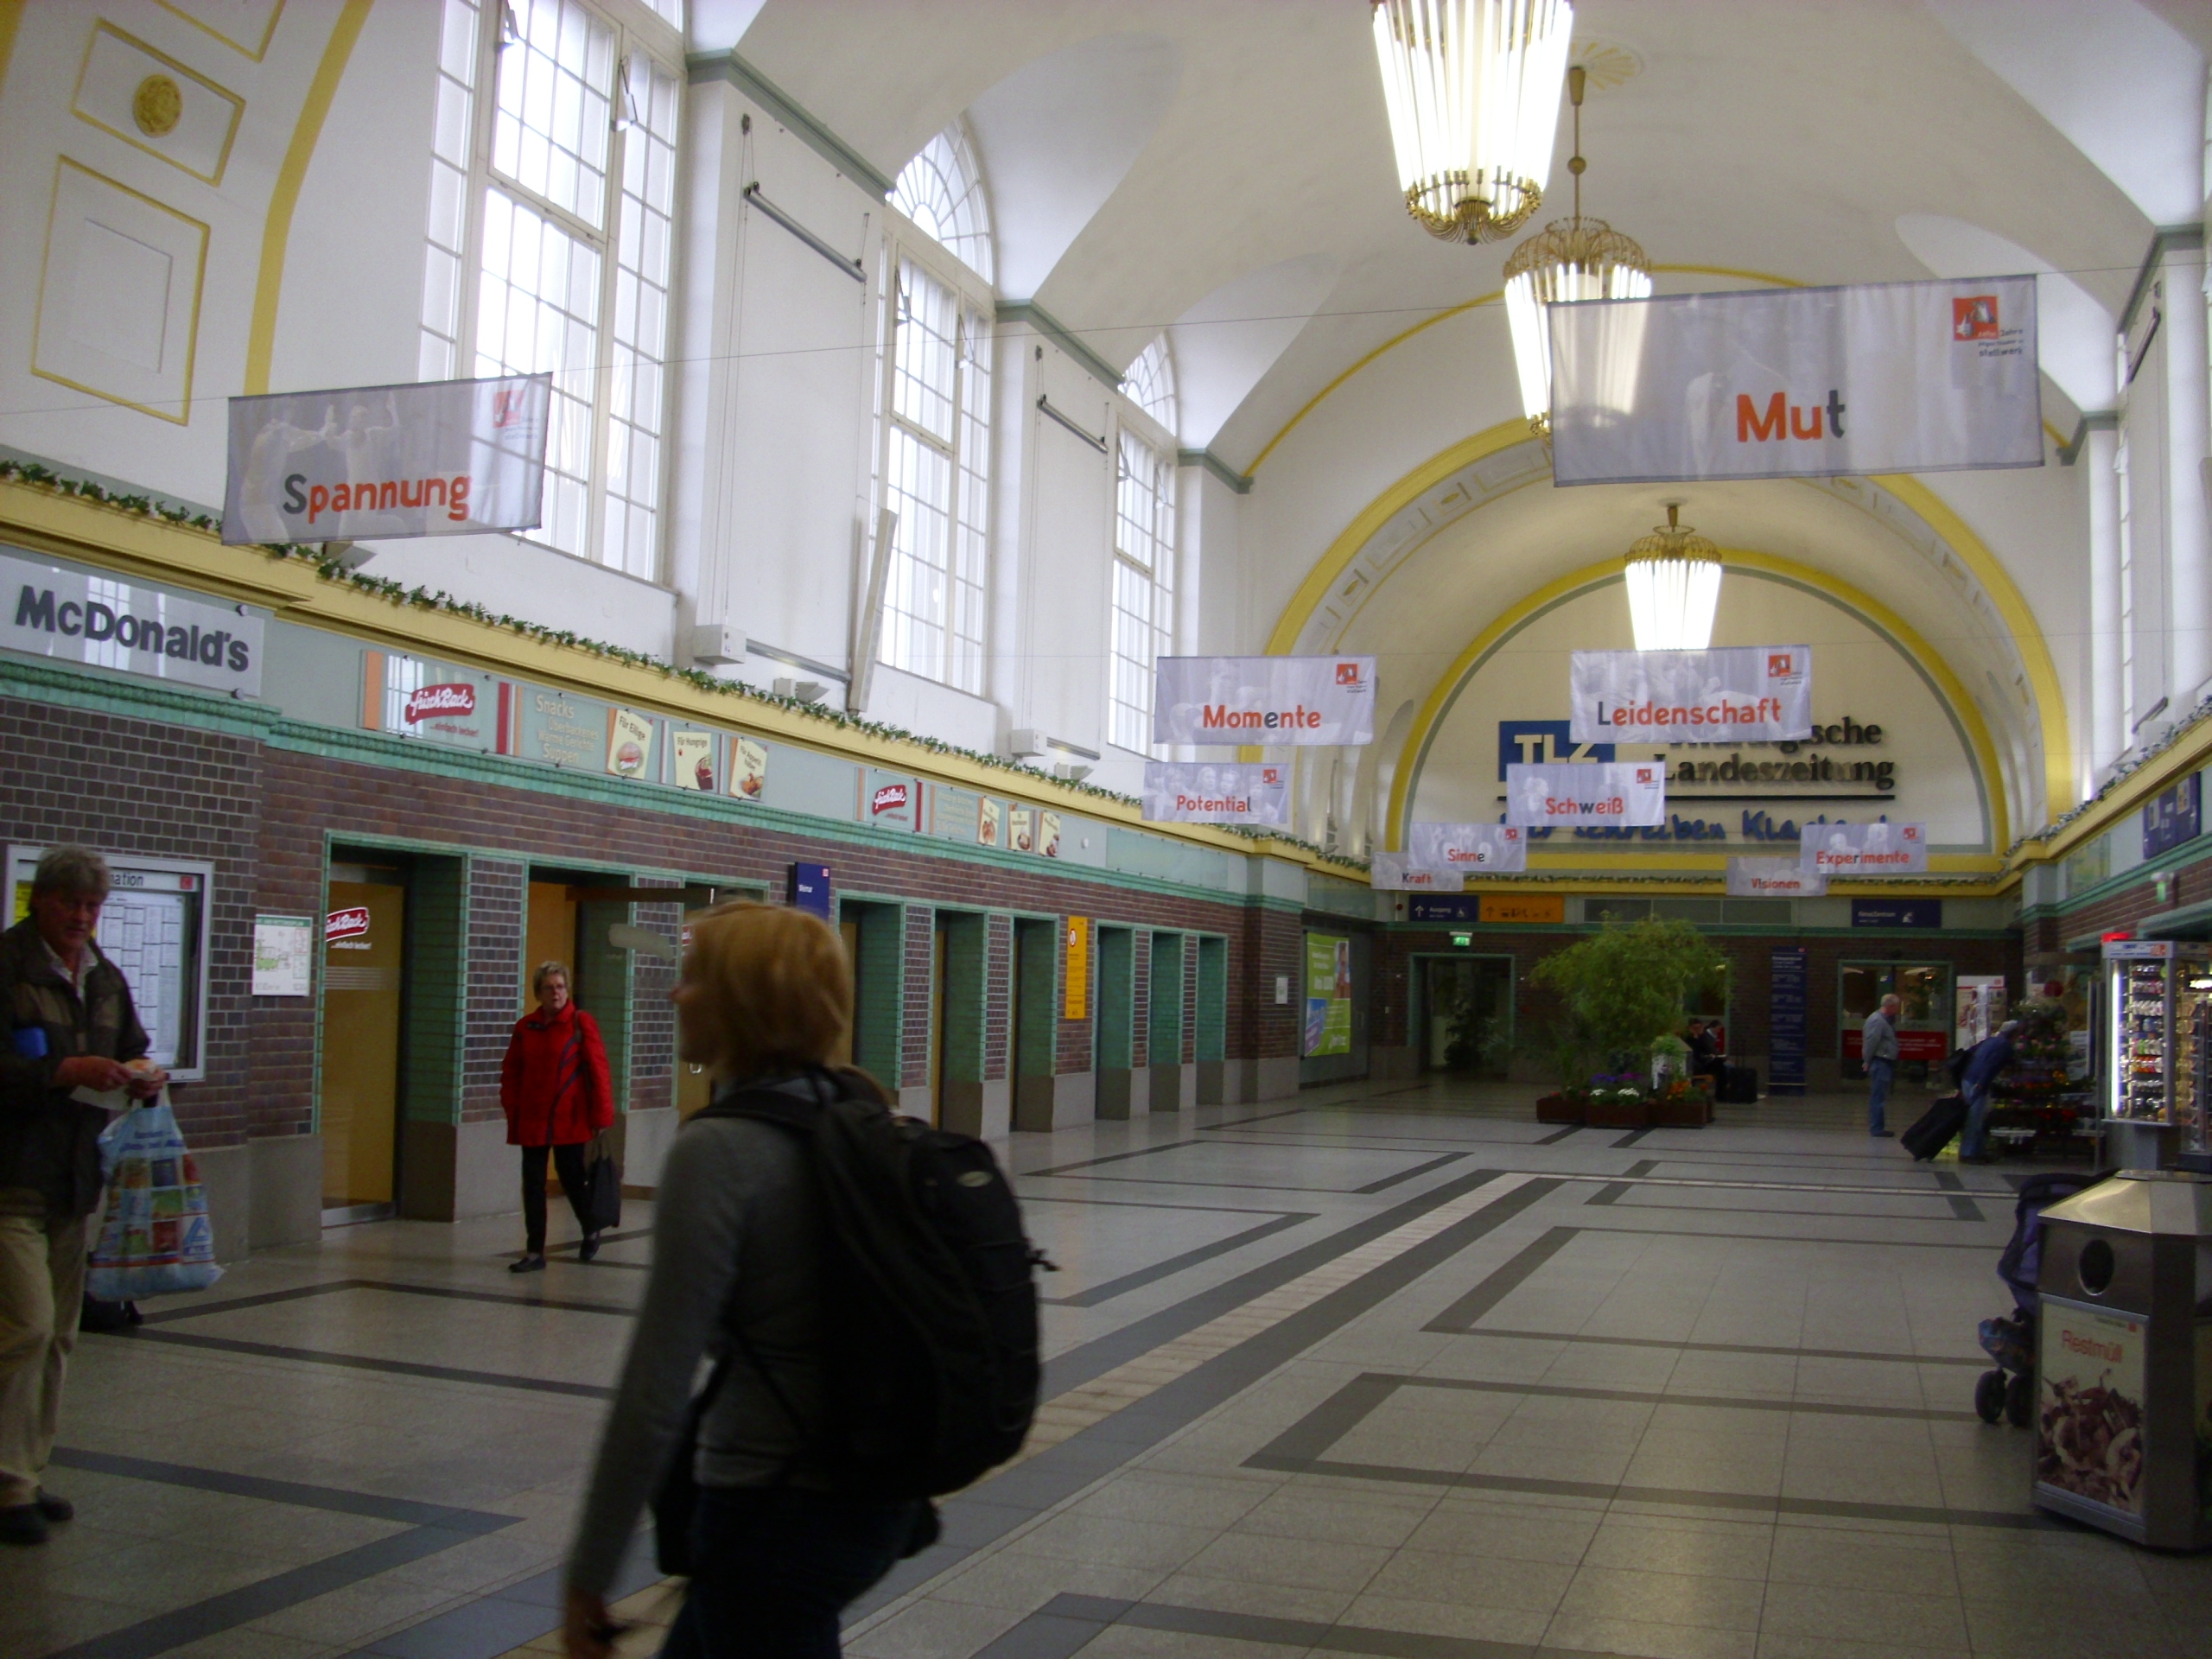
[[1903, 1092, 1967, 1161]]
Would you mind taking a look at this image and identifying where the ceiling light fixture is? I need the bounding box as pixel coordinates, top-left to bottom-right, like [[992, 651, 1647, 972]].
[[1624, 504, 1721, 652], [1370, 0, 1575, 245], [1502, 62, 1651, 432]]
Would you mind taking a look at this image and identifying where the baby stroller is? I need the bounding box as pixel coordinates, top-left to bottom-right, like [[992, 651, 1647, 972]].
[[1974, 1171, 2101, 1426]]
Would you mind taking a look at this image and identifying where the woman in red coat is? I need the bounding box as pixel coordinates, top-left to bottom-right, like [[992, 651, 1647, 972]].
[[500, 961, 614, 1272]]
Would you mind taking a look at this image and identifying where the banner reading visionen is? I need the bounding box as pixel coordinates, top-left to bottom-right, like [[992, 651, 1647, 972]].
[[1549, 275, 2041, 486], [1570, 646, 1811, 744], [1154, 656, 1376, 747], [223, 373, 552, 544], [1727, 857, 1827, 897], [1406, 823, 1527, 873], [1504, 762, 1666, 828], [1141, 762, 1290, 824]]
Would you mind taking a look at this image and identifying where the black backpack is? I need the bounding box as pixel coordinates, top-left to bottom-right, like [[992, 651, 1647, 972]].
[[659, 1066, 1039, 1547]]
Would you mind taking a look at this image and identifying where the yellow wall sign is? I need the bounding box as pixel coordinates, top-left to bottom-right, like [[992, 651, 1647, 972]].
[[1063, 916, 1090, 1019], [1478, 894, 1565, 925]]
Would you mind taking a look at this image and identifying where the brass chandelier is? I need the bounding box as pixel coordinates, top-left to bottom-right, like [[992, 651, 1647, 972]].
[[1502, 62, 1652, 431], [1624, 504, 1722, 652], [1370, 0, 1576, 244]]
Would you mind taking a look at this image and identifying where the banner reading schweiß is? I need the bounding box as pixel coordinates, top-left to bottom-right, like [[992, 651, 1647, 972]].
[[1799, 821, 1927, 874], [1370, 853, 1453, 891], [223, 373, 552, 544], [1504, 762, 1666, 828], [1406, 823, 1527, 873], [1141, 762, 1291, 824], [1727, 857, 1827, 897], [1154, 656, 1375, 747], [1548, 275, 2041, 486], [1570, 646, 1811, 744]]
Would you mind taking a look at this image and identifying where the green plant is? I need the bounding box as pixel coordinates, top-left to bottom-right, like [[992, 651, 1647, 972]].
[[1531, 917, 1729, 1074], [1521, 1010, 1601, 1094]]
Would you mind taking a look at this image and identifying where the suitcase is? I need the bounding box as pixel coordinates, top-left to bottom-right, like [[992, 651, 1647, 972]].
[[1903, 1093, 1967, 1160], [1719, 1065, 1758, 1103]]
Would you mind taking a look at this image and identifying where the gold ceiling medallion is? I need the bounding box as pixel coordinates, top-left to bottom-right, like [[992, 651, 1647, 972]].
[[133, 74, 184, 137]]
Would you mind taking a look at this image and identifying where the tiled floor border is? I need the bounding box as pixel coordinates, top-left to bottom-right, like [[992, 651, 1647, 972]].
[[1039, 1211, 1318, 1307]]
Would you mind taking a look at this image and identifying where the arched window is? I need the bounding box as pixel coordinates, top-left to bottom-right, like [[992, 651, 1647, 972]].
[[892, 124, 994, 285], [1123, 335, 1177, 436]]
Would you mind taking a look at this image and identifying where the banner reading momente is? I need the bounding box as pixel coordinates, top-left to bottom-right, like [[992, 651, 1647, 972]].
[[1154, 656, 1376, 747]]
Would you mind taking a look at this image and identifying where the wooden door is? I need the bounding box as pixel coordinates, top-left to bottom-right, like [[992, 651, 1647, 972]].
[[321, 877, 404, 1207]]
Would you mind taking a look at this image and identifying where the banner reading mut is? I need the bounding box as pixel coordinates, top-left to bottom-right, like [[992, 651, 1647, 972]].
[[1727, 857, 1827, 897], [1504, 762, 1665, 828], [1406, 823, 1528, 873], [1549, 275, 2041, 486], [1570, 646, 1811, 744], [1154, 656, 1376, 747], [1801, 820, 1928, 874], [1141, 762, 1291, 824], [222, 373, 552, 543]]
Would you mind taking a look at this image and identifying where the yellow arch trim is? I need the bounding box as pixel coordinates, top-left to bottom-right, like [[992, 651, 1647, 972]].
[[0, 0, 28, 99], [244, 0, 373, 395], [1382, 547, 2014, 855]]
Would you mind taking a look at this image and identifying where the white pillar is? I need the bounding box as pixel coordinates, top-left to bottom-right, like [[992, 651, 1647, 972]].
[[2164, 245, 2210, 709], [2087, 423, 2124, 778]]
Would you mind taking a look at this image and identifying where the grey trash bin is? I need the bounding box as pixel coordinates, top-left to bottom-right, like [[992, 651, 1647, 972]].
[[2031, 1170, 2212, 1548]]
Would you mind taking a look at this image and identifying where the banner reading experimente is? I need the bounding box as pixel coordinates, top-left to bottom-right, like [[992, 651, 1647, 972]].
[[1504, 762, 1665, 828], [1154, 656, 1376, 747], [1801, 820, 1928, 874], [1141, 762, 1290, 824], [1569, 646, 1811, 744]]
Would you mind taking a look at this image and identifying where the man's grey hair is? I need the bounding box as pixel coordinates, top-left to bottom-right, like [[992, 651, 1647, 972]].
[[1880, 993, 1902, 1009], [32, 845, 111, 900]]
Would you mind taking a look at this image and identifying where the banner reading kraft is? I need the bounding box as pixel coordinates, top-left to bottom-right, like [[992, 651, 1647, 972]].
[[1370, 853, 1452, 892], [1570, 646, 1811, 744], [1505, 762, 1666, 828], [1801, 821, 1929, 874], [1549, 275, 2040, 486], [223, 373, 552, 544], [1155, 656, 1376, 747], [1141, 762, 1290, 824], [1406, 823, 1528, 873]]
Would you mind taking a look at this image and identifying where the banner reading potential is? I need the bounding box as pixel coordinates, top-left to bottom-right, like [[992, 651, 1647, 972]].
[[223, 373, 553, 543], [1141, 762, 1290, 824], [1549, 275, 2041, 486], [1800, 821, 1928, 874], [1505, 762, 1665, 828], [1571, 646, 1811, 744], [1407, 823, 1527, 873], [1154, 656, 1375, 747], [1727, 857, 1827, 897]]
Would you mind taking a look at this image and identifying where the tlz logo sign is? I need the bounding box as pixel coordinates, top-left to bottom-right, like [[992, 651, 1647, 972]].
[[1497, 721, 1613, 781]]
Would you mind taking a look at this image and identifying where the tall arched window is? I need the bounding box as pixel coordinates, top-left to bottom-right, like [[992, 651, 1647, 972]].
[[892, 124, 994, 286], [1109, 337, 1178, 754], [1122, 335, 1178, 436]]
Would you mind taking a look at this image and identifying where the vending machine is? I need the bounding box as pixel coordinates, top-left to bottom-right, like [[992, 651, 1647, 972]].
[[2101, 938, 2212, 1166]]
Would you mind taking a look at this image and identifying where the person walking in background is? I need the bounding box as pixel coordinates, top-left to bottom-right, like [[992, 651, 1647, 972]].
[[1958, 1019, 2021, 1166], [501, 962, 613, 1273], [0, 847, 164, 1545], [1862, 993, 1901, 1138]]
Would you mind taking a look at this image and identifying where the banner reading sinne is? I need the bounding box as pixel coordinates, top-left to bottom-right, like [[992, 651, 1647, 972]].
[[1549, 276, 2041, 486], [223, 373, 552, 543], [1141, 762, 1291, 824], [1504, 763, 1666, 828], [1406, 823, 1527, 873], [1570, 647, 1811, 744], [1154, 656, 1375, 747]]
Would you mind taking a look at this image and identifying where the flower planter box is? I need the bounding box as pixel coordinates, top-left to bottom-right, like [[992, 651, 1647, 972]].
[[1535, 1092, 1584, 1125], [1648, 1091, 1712, 1128], [1584, 1094, 1650, 1129]]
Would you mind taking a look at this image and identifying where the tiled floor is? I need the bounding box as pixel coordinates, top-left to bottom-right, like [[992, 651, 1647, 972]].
[[6, 1077, 2205, 1659]]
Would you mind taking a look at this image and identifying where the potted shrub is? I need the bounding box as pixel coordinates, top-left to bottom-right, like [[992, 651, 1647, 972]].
[[1648, 1076, 1713, 1128], [1531, 917, 1729, 1128], [1526, 1012, 1597, 1123], [1584, 1072, 1650, 1128]]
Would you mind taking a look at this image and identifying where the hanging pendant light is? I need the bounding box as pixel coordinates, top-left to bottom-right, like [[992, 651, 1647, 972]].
[[1370, 0, 1575, 245], [1502, 63, 1651, 432], [1624, 504, 1721, 652]]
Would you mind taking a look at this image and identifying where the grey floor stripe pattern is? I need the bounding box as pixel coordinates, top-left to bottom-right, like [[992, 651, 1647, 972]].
[[109, 1326, 618, 1400], [1039, 1211, 1315, 1306]]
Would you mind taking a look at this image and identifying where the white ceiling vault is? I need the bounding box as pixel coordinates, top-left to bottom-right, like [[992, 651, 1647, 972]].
[[724, 0, 2205, 838]]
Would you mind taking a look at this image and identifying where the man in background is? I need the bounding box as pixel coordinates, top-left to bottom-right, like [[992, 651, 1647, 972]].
[[1862, 993, 1901, 1138]]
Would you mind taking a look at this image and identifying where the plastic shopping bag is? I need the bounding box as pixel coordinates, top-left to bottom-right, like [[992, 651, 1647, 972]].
[[88, 1092, 223, 1300]]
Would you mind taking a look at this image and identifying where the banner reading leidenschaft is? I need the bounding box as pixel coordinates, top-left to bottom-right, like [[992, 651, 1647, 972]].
[[1727, 857, 1827, 897], [1504, 762, 1665, 828], [1800, 821, 1928, 874], [1369, 853, 1453, 891], [223, 373, 553, 543], [1154, 656, 1375, 747], [1141, 762, 1290, 824], [1549, 275, 2040, 486], [1407, 823, 1528, 874], [1570, 646, 1811, 744]]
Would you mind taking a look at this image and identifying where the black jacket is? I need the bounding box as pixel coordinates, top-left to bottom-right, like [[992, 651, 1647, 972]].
[[0, 916, 149, 1218]]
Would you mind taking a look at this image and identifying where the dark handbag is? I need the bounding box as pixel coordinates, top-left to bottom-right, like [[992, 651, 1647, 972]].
[[651, 1359, 728, 1576], [581, 1137, 622, 1232]]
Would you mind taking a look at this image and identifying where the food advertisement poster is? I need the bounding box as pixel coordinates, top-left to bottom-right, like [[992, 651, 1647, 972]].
[[607, 708, 654, 779], [671, 730, 715, 791], [1304, 933, 1351, 1058], [864, 770, 918, 830], [979, 799, 1003, 847], [1009, 806, 1035, 854], [2037, 1297, 2147, 1516], [365, 652, 498, 752], [729, 737, 767, 801], [1063, 917, 1090, 1019], [1039, 811, 1062, 858], [518, 687, 608, 769]]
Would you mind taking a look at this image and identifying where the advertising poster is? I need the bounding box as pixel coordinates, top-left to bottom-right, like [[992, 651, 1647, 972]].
[[671, 730, 715, 791], [1407, 823, 1527, 873], [1370, 852, 1452, 891], [1727, 857, 1827, 896], [1008, 806, 1035, 853], [1304, 933, 1352, 1058], [979, 798, 1004, 848], [1064, 917, 1090, 1019], [863, 772, 918, 830], [1154, 656, 1376, 747], [1801, 820, 1928, 874], [2, 548, 266, 697], [606, 708, 654, 779], [1039, 811, 1062, 858], [1141, 761, 1290, 824], [517, 686, 608, 770], [728, 736, 767, 802], [1548, 275, 2041, 485], [362, 651, 498, 753], [1504, 762, 1666, 828], [251, 916, 313, 997], [2037, 1298, 2148, 1517], [1569, 646, 1812, 744]]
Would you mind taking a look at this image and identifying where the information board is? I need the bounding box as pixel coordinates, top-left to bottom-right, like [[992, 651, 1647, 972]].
[[1770, 945, 1808, 1095], [252, 915, 315, 996], [2145, 772, 2202, 861]]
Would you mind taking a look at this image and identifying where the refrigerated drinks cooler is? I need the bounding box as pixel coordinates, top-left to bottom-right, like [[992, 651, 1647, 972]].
[[2101, 939, 2212, 1169]]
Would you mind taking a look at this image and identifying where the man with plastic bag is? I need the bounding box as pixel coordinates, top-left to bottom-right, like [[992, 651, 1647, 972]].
[[0, 846, 162, 1545]]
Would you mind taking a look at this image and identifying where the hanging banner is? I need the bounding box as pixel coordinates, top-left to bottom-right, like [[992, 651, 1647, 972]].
[[1154, 656, 1376, 747], [1141, 762, 1290, 824], [1504, 762, 1666, 827], [1370, 853, 1453, 891], [1801, 821, 1929, 874], [1570, 646, 1812, 744], [1406, 822, 1528, 873], [1549, 276, 2041, 486], [222, 372, 552, 543], [1727, 857, 1827, 897]]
